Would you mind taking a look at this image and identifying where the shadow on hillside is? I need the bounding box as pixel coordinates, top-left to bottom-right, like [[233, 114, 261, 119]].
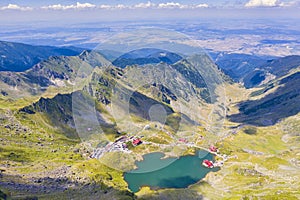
[[229, 72, 300, 126], [140, 187, 203, 200], [0, 173, 134, 200], [19, 92, 118, 140], [129, 91, 174, 121]]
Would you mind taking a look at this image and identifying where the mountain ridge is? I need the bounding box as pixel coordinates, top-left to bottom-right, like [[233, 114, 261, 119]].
[[0, 40, 84, 72]]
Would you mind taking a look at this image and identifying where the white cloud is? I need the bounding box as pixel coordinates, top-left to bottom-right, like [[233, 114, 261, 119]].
[[41, 4, 63, 10], [42, 2, 96, 10], [195, 4, 209, 8], [245, 0, 279, 7], [278, 1, 300, 7], [97, 2, 208, 10], [156, 2, 209, 9], [40, 1, 209, 10], [134, 1, 156, 8], [74, 2, 96, 9], [0, 4, 33, 11], [95, 4, 129, 10], [99, 4, 112, 9], [114, 4, 127, 9], [158, 2, 188, 9]]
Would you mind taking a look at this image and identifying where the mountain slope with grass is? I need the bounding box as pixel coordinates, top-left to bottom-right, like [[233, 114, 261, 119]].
[[0, 50, 109, 98], [229, 69, 300, 126], [243, 55, 300, 88], [214, 53, 300, 89], [215, 53, 269, 82], [0, 45, 299, 199]]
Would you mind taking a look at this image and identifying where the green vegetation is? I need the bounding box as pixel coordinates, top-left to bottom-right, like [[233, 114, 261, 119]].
[[165, 113, 181, 132], [0, 47, 300, 199], [71, 159, 128, 189], [243, 126, 257, 135], [188, 115, 300, 200], [0, 190, 7, 200], [249, 83, 275, 97], [229, 70, 300, 126]]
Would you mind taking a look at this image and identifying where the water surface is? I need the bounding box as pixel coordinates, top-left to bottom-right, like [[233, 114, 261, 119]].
[[124, 151, 218, 193]]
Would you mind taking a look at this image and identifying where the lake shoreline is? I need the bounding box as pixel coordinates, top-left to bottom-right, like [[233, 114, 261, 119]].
[[124, 150, 217, 193]]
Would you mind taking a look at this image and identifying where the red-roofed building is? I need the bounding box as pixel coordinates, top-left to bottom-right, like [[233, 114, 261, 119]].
[[179, 138, 187, 143], [209, 145, 218, 153], [132, 139, 142, 146], [202, 159, 214, 168]]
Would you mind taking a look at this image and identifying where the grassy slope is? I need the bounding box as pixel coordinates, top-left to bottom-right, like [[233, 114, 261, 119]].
[[193, 116, 300, 200], [0, 62, 299, 200], [189, 82, 300, 199], [0, 96, 134, 200], [134, 82, 300, 199], [229, 69, 300, 126], [0, 61, 212, 199]]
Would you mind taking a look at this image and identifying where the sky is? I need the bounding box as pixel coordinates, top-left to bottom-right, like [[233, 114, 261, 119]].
[[0, 0, 299, 9], [0, 0, 299, 24]]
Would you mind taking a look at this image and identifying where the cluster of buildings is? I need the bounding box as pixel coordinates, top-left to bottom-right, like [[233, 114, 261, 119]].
[[115, 135, 143, 146], [90, 135, 143, 159], [91, 135, 227, 170], [202, 145, 224, 168]]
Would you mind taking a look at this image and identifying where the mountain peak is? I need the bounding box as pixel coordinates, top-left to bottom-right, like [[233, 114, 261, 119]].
[[79, 50, 111, 67], [79, 49, 92, 58], [112, 48, 182, 68]]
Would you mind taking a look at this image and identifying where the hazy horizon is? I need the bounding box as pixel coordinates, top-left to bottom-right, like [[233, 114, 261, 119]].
[[1, 0, 300, 25]]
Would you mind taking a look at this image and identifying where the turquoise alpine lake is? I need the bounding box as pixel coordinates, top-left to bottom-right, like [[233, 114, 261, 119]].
[[124, 151, 218, 193]]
